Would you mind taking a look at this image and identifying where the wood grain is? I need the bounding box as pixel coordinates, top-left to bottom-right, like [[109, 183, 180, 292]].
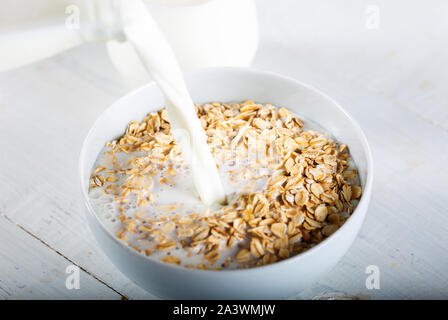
[[0, 215, 120, 299]]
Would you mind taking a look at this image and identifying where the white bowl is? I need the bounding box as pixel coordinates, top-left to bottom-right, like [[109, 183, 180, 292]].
[[79, 67, 373, 299]]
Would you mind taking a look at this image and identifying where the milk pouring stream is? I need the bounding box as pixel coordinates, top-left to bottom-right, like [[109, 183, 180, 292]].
[[119, 0, 226, 205]]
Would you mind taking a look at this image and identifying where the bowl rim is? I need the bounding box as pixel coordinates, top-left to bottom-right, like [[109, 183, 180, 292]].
[[79, 66, 373, 275]]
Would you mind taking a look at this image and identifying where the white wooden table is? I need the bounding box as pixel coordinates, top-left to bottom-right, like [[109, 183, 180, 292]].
[[1, 1, 447, 299]]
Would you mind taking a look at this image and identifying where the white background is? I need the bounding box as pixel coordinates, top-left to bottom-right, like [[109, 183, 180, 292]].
[[0, 0, 447, 299]]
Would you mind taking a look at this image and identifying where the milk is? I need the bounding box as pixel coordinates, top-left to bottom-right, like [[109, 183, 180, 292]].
[[89, 139, 270, 269]]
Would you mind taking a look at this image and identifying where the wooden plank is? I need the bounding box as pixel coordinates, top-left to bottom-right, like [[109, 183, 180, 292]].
[[254, 0, 448, 131], [3, 49, 448, 299], [0, 47, 155, 300], [0, 214, 121, 299], [254, 40, 448, 298]]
